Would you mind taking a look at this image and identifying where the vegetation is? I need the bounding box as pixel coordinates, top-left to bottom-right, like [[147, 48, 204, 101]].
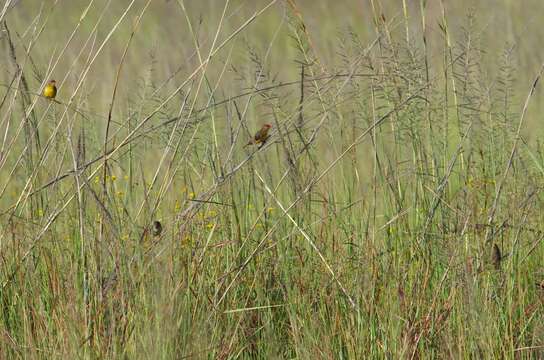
[[1, 0, 543, 358]]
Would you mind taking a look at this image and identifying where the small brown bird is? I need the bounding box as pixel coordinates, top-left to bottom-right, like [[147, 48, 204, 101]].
[[43, 79, 57, 99], [491, 243, 501, 270], [245, 124, 272, 148], [152, 220, 163, 237]]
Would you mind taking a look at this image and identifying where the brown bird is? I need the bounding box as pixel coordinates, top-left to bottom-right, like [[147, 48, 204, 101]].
[[152, 220, 163, 237], [491, 243, 501, 270], [245, 124, 272, 148]]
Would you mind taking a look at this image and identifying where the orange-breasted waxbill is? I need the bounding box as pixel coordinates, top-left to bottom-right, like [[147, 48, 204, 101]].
[[245, 124, 272, 148], [43, 79, 57, 99]]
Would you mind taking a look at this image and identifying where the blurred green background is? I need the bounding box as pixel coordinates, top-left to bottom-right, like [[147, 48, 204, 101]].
[[4, 0, 544, 120]]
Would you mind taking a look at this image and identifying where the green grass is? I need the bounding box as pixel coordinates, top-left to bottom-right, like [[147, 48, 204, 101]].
[[1, 0, 544, 358]]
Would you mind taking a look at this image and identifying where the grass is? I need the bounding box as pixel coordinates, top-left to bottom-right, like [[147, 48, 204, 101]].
[[1, 0, 544, 358]]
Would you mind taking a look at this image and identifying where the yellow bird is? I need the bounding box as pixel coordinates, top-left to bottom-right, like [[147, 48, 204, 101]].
[[43, 79, 57, 99]]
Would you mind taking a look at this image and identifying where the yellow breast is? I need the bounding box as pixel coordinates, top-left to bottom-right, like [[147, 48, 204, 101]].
[[43, 84, 57, 99]]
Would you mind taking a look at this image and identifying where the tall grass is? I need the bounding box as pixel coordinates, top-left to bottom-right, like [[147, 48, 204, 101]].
[[1, 0, 543, 358]]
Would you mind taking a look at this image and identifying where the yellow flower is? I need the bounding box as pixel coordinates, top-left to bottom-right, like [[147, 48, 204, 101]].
[[175, 200, 181, 211], [116, 191, 124, 197], [111, 175, 117, 181], [267, 207, 275, 213], [124, 175, 129, 181], [206, 223, 214, 229], [38, 209, 44, 217], [188, 192, 195, 199]]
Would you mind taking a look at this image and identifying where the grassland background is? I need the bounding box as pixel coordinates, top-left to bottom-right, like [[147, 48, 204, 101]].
[[1, 0, 544, 358]]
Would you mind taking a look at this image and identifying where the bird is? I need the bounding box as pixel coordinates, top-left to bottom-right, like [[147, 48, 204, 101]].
[[491, 243, 501, 270], [43, 79, 57, 100], [152, 220, 163, 237], [245, 124, 272, 148]]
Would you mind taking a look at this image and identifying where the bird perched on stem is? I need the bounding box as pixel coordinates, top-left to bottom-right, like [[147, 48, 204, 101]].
[[245, 124, 272, 148], [152, 220, 163, 237], [491, 243, 501, 270], [43, 79, 57, 100]]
